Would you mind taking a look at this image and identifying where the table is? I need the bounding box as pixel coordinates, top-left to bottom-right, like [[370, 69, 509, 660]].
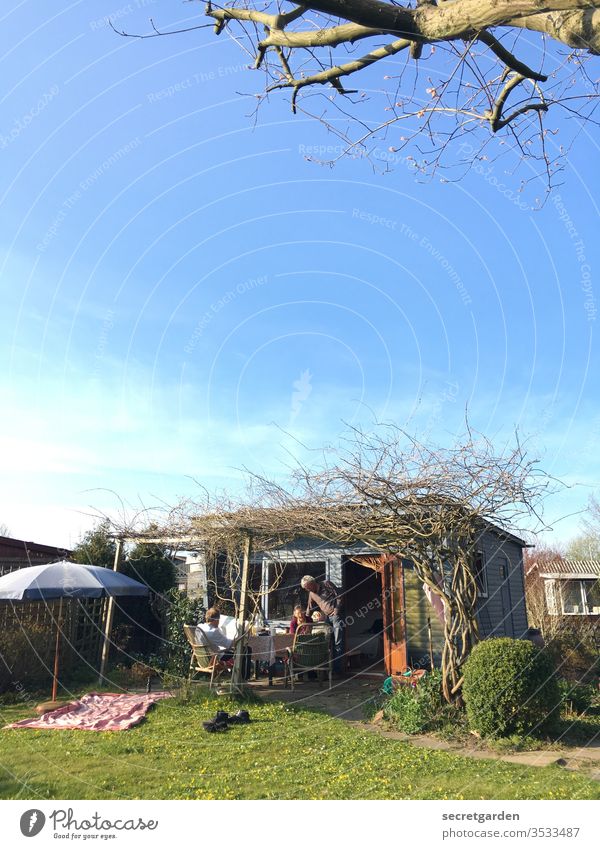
[[246, 633, 294, 685]]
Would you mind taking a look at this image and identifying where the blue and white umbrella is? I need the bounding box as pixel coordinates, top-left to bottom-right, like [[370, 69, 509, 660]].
[[0, 560, 149, 701], [0, 560, 149, 600]]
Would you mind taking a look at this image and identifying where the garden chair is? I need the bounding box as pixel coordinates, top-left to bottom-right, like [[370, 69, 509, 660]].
[[284, 630, 332, 690], [183, 624, 234, 690]]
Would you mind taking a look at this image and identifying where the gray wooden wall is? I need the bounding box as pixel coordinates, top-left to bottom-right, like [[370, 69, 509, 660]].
[[476, 533, 529, 639]]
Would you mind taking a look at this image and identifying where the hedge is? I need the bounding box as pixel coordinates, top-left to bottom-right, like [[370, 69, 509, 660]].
[[462, 637, 560, 737]]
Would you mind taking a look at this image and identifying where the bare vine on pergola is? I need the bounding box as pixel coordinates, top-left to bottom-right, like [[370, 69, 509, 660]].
[[242, 424, 553, 702], [113, 424, 553, 703], [114, 2, 600, 191]]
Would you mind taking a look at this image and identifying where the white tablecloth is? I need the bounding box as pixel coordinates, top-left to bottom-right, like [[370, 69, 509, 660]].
[[246, 634, 294, 664]]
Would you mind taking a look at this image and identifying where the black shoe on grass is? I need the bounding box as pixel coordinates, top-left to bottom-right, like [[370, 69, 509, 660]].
[[233, 710, 250, 724], [202, 719, 229, 733]]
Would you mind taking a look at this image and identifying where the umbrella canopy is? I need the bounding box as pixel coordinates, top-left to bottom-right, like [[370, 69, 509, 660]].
[[0, 560, 149, 601]]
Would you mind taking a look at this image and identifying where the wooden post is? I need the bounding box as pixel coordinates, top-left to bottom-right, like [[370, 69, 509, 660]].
[[98, 538, 124, 684], [230, 532, 251, 690], [427, 616, 434, 671], [51, 597, 64, 702]]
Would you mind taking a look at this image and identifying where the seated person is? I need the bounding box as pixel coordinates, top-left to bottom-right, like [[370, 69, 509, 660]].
[[197, 607, 234, 660], [289, 604, 312, 635]]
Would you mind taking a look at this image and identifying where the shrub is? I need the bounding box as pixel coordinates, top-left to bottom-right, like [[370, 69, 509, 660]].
[[0, 624, 55, 695], [161, 590, 206, 676], [545, 627, 599, 685], [557, 678, 596, 715], [382, 670, 454, 734], [462, 637, 560, 738]]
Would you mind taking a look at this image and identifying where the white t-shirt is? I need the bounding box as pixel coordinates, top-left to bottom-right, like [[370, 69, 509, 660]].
[[196, 623, 233, 656]]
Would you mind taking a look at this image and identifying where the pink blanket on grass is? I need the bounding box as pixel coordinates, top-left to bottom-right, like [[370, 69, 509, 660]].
[[4, 691, 173, 732]]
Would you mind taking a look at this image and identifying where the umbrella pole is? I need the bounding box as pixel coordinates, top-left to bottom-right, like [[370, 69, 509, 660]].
[[51, 597, 63, 702], [98, 539, 124, 684]]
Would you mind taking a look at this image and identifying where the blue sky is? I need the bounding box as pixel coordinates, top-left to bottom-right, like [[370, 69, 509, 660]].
[[1, 2, 599, 548]]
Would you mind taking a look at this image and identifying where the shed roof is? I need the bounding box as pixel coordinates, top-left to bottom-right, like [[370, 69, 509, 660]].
[[539, 559, 600, 580]]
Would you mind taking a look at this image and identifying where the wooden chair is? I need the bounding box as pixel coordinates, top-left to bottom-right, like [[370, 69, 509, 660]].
[[183, 624, 233, 690], [285, 630, 332, 690]]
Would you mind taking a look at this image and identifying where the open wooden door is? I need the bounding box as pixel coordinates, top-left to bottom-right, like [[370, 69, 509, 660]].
[[381, 557, 408, 675]]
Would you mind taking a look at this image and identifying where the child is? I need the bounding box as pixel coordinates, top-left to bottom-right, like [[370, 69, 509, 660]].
[[311, 609, 332, 636], [289, 604, 311, 635]]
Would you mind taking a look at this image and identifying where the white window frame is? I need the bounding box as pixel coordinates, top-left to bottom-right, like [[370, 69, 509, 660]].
[[559, 579, 598, 615]]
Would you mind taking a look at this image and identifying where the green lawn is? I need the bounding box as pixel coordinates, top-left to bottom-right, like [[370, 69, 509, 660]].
[[0, 695, 598, 800]]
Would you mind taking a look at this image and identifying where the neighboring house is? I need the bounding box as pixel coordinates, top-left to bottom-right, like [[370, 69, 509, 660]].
[[529, 559, 600, 620], [0, 534, 71, 577], [175, 552, 208, 603], [209, 522, 530, 678]]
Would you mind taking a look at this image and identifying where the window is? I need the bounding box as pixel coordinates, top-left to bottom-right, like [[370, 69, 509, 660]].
[[584, 580, 600, 614], [560, 579, 600, 615], [499, 558, 509, 580], [473, 551, 488, 597], [263, 560, 327, 620]]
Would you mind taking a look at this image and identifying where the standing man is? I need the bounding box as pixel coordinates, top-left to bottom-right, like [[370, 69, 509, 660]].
[[300, 575, 344, 674]]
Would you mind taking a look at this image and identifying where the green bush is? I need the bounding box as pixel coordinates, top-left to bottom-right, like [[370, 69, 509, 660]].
[[161, 590, 206, 676], [0, 624, 55, 695], [557, 678, 596, 715], [463, 638, 560, 738], [545, 629, 599, 685], [383, 670, 453, 734]]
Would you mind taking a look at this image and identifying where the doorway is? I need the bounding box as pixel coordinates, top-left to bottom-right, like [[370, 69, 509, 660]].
[[343, 558, 385, 673]]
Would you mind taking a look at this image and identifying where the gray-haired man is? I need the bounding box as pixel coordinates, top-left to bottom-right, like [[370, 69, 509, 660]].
[[300, 575, 344, 674]]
